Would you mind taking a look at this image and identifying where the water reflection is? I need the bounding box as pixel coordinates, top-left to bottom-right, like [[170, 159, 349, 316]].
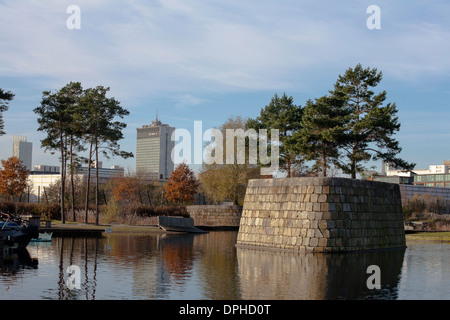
[[130, 233, 197, 299], [0, 249, 38, 275], [192, 231, 240, 299], [2, 231, 446, 300], [43, 232, 240, 300], [237, 247, 405, 300], [55, 237, 100, 300]]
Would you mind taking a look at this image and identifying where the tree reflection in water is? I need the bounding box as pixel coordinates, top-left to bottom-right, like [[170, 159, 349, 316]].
[[0, 232, 412, 300], [0, 249, 38, 275], [56, 237, 99, 300]]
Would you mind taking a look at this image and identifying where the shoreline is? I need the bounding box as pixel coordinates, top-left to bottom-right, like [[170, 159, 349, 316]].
[[42, 221, 450, 242], [43, 221, 167, 235], [405, 231, 450, 243]]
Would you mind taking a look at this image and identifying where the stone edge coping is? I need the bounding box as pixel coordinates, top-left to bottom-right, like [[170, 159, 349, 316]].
[[235, 242, 407, 254], [248, 177, 400, 189]]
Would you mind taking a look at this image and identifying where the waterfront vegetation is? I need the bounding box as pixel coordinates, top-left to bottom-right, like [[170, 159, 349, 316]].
[[34, 82, 133, 225], [0, 200, 187, 225], [245, 64, 415, 180], [403, 193, 450, 216]]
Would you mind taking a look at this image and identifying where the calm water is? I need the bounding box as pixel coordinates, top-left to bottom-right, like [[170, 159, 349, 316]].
[[0, 231, 449, 300]]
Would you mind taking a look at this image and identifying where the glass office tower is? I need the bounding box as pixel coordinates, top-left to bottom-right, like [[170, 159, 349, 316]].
[[12, 135, 32, 171], [136, 117, 175, 180]]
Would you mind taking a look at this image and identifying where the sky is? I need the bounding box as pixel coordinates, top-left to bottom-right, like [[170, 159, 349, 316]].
[[0, 0, 449, 175]]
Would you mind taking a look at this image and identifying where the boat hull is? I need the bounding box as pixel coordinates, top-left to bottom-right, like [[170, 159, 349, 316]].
[[1, 220, 38, 251]]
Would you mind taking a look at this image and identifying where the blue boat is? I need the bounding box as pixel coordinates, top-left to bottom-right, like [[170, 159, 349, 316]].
[[1, 213, 39, 250]]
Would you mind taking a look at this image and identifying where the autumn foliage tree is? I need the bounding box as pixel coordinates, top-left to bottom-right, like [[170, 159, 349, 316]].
[[111, 176, 143, 204], [164, 163, 199, 205], [0, 157, 29, 201]]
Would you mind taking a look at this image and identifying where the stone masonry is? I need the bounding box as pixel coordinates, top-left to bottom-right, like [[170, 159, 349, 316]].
[[187, 205, 243, 227], [236, 177, 406, 252]]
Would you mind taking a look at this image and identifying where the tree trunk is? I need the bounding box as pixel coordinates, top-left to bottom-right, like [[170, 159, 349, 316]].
[[322, 149, 327, 178], [84, 141, 93, 223], [350, 158, 356, 179], [70, 134, 76, 222], [286, 156, 291, 178], [59, 124, 66, 224], [95, 133, 99, 226], [350, 142, 358, 179]]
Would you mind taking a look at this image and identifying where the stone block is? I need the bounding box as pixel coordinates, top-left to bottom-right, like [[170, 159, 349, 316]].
[[309, 237, 319, 247]]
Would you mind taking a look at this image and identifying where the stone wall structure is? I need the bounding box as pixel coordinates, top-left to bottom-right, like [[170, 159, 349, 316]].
[[187, 205, 243, 228], [236, 177, 406, 253]]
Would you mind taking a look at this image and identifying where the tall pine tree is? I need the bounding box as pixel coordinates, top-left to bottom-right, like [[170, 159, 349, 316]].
[[78, 86, 133, 225], [246, 93, 304, 177], [330, 64, 414, 178], [296, 94, 349, 177], [35, 82, 82, 223], [0, 88, 14, 136]]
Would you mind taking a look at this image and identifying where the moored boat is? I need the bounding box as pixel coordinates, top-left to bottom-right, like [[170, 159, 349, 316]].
[[1, 213, 39, 251], [30, 232, 53, 242]]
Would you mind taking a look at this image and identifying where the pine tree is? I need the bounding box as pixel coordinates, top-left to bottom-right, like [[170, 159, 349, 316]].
[[78, 86, 133, 224], [246, 93, 304, 177], [330, 64, 415, 178], [35, 83, 132, 225], [296, 95, 349, 177], [34, 82, 82, 223], [0, 88, 14, 136]]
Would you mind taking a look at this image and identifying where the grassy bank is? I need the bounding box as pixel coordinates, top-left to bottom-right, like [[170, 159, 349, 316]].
[[45, 220, 166, 234], [406, 231, 450, 243]]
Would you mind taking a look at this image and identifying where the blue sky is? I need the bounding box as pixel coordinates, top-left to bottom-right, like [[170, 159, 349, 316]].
[[0, 0, 449, 174]]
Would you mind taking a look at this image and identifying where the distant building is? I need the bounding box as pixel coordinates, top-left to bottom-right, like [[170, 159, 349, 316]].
[[28, 173, 62, 202], [136, 116, 175, 181], [28, 164, 124, 202], [34, 165, 60, 173], [411, 161, 450, 188], [77, 163, 125, 184], [12, 136, 32, 171], [374, 160, 450, 188]]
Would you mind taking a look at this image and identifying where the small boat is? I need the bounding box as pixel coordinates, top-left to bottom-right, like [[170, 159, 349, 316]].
[[31, 232, 53, 242], [1, 213, 39, 251]]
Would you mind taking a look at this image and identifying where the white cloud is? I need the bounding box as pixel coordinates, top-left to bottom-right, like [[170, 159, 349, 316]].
[[1, 0, 449, 96], [173, 94, 206, 109], [1, 0, 450, 171], [157, 0, 193, 14]]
